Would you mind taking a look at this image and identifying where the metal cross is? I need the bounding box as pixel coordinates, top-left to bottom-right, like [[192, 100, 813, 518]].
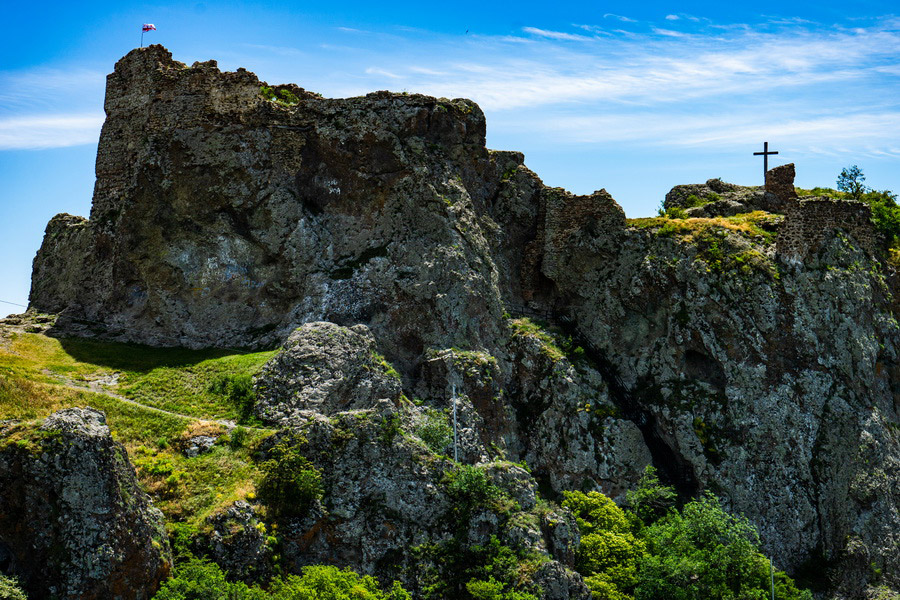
[[753, 142, 779, 182]]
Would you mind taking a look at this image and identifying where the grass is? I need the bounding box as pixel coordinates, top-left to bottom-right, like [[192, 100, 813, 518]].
[[0, 330, 276, 529], [1, 332, 275, 420], [508, 317, 584, 363], [626, 211, 777, 245]]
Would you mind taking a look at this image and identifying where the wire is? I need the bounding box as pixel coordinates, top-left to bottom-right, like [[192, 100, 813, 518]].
[[0, 300, 28, 308]]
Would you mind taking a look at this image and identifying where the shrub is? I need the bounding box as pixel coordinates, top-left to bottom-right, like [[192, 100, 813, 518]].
[[419, 536, 539, 600], [208, 373, 256, 424], [563, 491, 646, 600], [153, 558, 268, 599], [444, 464, 503, 518], [415, 408, 453, 455], [665, 206, 689, 219], [230, 426, 248, 450], [0, 575, 27, 600], [257, 437, 322, 519], [625, 466, 677, 526], [270, 565, 411, 600], [277, 89, 300, 105], [634, 493, 811, 600]]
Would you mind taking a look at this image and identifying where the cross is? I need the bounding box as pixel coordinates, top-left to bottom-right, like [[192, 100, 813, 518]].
[[753, 141, 779, 182]]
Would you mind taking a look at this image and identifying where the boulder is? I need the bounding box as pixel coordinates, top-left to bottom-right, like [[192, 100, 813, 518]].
[[0, 408, 171, 600]]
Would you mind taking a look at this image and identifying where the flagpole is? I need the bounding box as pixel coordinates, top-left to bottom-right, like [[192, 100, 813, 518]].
[[141, 29, 144, 48]]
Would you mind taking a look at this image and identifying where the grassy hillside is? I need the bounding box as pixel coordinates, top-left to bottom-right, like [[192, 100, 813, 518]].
[[0, 327, 276, 526]]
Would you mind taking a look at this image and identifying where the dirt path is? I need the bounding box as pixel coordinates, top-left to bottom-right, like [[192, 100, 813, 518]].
[[52, 375, 271, 432]]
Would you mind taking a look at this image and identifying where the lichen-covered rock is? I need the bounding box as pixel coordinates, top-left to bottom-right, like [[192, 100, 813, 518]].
[[30, 45, 512, 373], [0, 407, 171, 600], [199, 500, 273, 583], [547, 214, 900, 595], [253, 322, 402, 424], [264, 404, 588, 599]]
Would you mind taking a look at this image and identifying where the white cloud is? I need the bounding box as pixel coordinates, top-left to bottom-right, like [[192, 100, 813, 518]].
[[522, 27, 591, 41], [365, 67, 403, 79], [604, 13, 636, 23], [0, 114, 104, 150], [665, 15, 680, 20]]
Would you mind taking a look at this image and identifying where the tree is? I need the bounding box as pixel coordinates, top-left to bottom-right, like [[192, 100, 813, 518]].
[[837, 165, 867, 200], [562, 490, 646, 600]]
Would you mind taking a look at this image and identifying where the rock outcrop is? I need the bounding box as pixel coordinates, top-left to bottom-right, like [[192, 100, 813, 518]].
[[663, 163, 799, 217], [260, 404, 590, 600], [27, 46, 900, 599], [0, 408, 171, 599]]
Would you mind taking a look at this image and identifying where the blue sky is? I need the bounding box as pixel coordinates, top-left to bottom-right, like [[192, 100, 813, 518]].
[[2, 1, 899, 309]]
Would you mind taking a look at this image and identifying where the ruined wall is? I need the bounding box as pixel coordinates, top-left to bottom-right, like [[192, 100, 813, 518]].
[[777, 198, 878, 264]]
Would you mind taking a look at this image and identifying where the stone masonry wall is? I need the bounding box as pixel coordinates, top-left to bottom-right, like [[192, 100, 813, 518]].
[[776, 198, 877, 264]]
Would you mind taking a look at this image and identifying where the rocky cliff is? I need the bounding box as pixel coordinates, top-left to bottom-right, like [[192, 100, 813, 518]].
[[26, 46, 900, 598]]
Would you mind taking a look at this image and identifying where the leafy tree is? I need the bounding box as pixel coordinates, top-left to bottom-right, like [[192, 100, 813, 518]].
[[625, 466, 677, 526], [861, 189, 900, 247], [153, 558, 268, 600], [270, 565, 410, 600], [562, 491, 646, 600], [837, 165, 867, 200], [634, 493, 811, 600], [257, 436, 322, 519]]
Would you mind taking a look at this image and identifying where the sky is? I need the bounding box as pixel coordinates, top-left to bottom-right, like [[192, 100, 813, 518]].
[[1, 1, 899, 309]]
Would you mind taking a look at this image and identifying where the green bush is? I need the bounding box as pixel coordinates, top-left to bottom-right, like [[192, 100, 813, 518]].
[[563, 491, 645, 600], [153, 560, 411, 600], [444, 464, 504, 518], [415, 408, 453, 454], [257, 437, 322, 519], [208, 373, 256, 424], [153, 558, 268, 599], [625, 466, 676, 526], [861, 189, 900, 247], [419, 536, 539, 600], [634, 493, 811, 600], [0, 575, 27, 600], [665, 206, 689, 219], [230, 426, 249, 450], [270, 565, 410, 600], [277, 89, 300, 105]]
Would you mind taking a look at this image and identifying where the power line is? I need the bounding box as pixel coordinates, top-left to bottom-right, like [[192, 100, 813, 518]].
[[0, 299, 28, 308]]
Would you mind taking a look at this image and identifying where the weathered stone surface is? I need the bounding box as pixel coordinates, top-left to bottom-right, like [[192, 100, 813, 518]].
[[765, 162, 799, 207], [30, 45, 514, 374], [551, 218, 900, 596], [663, 176, 791, 216], [253, 322, 402, 424], [777, 198, 877, 265], [199, 500, 273, 583], [269, 404, 589, 599], [0, 408, 171, 600]]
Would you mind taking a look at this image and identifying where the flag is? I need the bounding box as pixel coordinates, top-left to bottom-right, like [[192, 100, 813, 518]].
[[142, 24, 156, 32]]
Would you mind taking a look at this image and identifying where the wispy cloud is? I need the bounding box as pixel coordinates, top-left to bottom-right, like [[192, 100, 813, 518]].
[[0, 114, 103, 150], [604, 13, 636, 23], [522, 27, 591, 41]]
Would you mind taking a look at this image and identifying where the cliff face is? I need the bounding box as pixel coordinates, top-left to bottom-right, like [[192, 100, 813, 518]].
[[29, 46, 900, 598]]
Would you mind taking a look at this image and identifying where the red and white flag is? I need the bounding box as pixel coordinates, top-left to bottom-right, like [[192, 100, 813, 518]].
[[142, 24, 156, 32]]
